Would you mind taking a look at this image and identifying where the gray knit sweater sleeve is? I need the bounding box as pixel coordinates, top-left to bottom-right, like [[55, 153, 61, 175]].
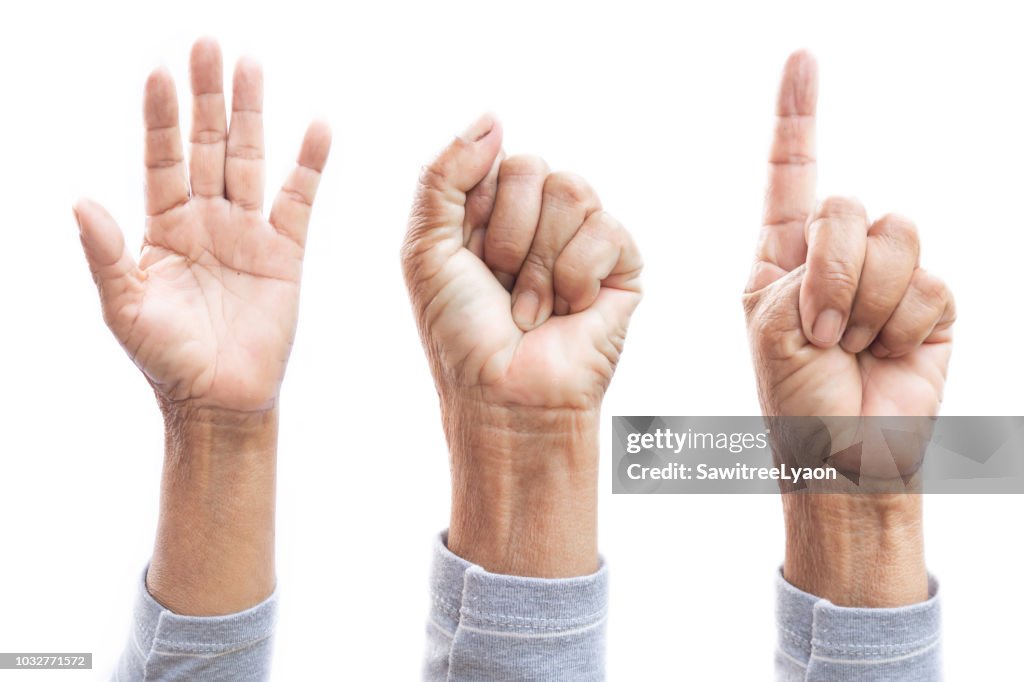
[[775, 569, 942, 681], [113, 569, 276, 681], [424, 532, 609, 681]]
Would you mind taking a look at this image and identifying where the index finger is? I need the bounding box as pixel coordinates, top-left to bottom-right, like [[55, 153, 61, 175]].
[[751, 51, 819, 290]]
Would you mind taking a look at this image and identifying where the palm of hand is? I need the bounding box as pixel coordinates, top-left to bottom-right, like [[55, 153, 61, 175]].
[[119, 200, 304, 410], [76, 40, 330, 413]]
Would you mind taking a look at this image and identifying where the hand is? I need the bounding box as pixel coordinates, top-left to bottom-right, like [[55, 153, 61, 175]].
[[744, 52, 955, 430], [402, 115, 642, 576], [744, 51, 951, 606], [75, 38, 331, 414], [403, 115, 642, 415], [74, 38, 330, 615]]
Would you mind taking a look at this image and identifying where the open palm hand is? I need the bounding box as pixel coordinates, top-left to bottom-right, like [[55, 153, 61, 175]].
[[75, 39, 330, 412]]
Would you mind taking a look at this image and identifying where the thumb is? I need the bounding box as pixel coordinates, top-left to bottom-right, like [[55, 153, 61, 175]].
[[74, 198, 141, 334], [405, 113, 503, 255]]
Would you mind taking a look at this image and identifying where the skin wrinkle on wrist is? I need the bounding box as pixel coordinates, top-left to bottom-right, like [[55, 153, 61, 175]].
[[444, 401, 601, 578], [782, 492, 927, 607]]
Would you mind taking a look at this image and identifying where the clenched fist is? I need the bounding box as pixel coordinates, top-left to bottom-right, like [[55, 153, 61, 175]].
[[75, 38, 331, 414], [744, 52, 955, 427], [403, 115, 643, 414], [402, 115, 642, 576]]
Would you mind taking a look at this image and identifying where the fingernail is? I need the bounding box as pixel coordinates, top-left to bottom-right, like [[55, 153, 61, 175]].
[[841, 325, 874, 352], [512, 290, 540, 330], [554, 295, 570, 316], [811, 309, 844, 345], [871, 341, 892, 358], [458, 113, 495, 143]]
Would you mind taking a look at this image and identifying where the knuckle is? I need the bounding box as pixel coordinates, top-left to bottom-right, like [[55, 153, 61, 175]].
[[278, 187, 313, 209], [815, 257, 859, 294], [851, 288, 894, 318], [522, 248, 552, 274], [873, 213, 919, 250], [225, 144, 263, 162], [499, 154, 549, 179], [601, 213, 643, 267], [484, 236, 527, 270], [543, 171, 595, 207], [553, 256, 587, 291], [191, 128, 226, 145], [742, 290, 761, 318], [771, 117, 815, 159], [594, 209, 624, 236], [880, 325, 915, 351], [630, 247, 645, 275], [875, 212, 918, 237], [945, 295, 958, 326], [417, 163, 449, 195], [912, 268, 948, 301], [816, 196, 866, 220]]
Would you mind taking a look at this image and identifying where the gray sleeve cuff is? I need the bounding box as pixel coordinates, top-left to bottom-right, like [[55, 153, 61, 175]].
[[425, 531, 608, 681], [115, 567, 277, 681], [775, 568, 941, 681]]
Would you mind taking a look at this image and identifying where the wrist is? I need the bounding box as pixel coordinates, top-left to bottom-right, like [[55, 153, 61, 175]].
[[443, 397, 600, 578], [148, 403, 279, 615], [782, 493, 927, 607], [159, 398, 279, 442]]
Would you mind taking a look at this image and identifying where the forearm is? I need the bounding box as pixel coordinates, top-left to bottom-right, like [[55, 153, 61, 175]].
[[147, 403, 278, 616], [444, 398, 599, 578], [782, 493, 927, 607]]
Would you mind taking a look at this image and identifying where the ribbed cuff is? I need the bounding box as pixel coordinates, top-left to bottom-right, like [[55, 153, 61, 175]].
[[776, 568, 941, 666], [133, 567, 278, 655], [429, 531, 609, 636]]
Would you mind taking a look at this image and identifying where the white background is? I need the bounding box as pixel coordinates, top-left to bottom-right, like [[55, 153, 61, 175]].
[[1, 1, 1022, 679]]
